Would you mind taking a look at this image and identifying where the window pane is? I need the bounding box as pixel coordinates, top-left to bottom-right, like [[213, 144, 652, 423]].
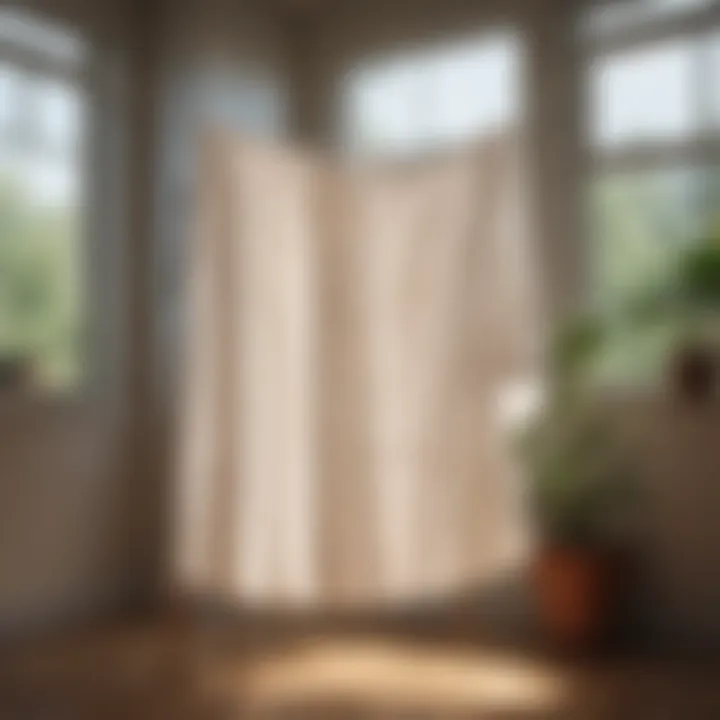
[[344, 33, 519, 156], [706, 31, 720, 131], [429, 37, 519, 142], [590, 40, 697, 149], [349, 61, 428, 154], [592, 169, 698, 306], [0, 69, 85, 391], [590, 168, 717, 382], [36, 79, 82, 158]]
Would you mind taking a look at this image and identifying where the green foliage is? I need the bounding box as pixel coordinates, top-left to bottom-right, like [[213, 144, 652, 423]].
[[523, 224, 720, 548], [592, 172, 720, 383], [621, 228, 720, 347], [520, 396, 637, 547], [523, 176, 720, 547], [591, 171, 704, 383], [550, 315, 606, 385], [520, 314, 638, 548], [0, 175, 82, 390], [675, 234, 720, 311]]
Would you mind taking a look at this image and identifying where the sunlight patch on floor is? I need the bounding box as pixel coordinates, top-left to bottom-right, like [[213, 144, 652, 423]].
[[226, 639, 568, 715]]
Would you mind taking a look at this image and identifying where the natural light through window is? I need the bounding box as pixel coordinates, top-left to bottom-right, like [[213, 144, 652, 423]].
[[591, 39, 697, 148], [0, 10, 87, 393], [344, 32, 520, 157], [585, 0, 720, 384]]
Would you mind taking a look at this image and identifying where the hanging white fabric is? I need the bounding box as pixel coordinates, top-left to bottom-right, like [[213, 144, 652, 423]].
[[174, 133, 539, 609]]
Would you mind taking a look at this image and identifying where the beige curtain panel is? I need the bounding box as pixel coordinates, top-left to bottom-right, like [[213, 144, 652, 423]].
[[175, 133, 539, 609]]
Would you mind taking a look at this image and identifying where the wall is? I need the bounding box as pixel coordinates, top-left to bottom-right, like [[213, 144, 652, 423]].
[[620, 398, 720, 645]]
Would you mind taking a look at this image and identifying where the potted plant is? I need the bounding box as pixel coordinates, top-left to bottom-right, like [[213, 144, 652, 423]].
[[519, 317, 637, 653], [519, 230, 720, 652]]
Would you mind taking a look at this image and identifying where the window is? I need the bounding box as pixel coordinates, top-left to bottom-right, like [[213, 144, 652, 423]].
[[591, 39, 698, 148], [0, 10, 87, 393], [343, 32, 521, 157], [585, 0, 720, 383]]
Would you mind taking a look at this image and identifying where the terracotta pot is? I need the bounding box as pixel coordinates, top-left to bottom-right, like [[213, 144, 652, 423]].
[[533, 545, 621, 654]]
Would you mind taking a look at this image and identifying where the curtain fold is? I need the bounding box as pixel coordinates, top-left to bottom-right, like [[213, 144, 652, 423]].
[[175, 133, 538, 608]]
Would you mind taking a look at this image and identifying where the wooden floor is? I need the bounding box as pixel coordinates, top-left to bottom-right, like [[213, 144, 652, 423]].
[[1, 615, 719, 719]]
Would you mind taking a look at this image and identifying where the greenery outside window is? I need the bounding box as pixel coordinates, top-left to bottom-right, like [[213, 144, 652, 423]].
[[585, 0, 720, 385], [0, 10, 87, 393]]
